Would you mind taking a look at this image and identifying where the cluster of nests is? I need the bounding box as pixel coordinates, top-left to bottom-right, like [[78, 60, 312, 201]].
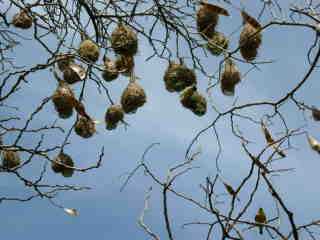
[[196, 2, 262, 96], [49, 23, 146, 176], [163, 61, 207, 116]]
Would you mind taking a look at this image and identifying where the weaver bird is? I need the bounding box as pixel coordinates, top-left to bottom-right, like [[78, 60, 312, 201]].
[[255, 207, 267, 235]]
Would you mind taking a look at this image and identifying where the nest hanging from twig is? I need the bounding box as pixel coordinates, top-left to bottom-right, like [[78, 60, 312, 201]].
[[180, 86, 207, 116], [78, 39, 100, 62], [52, 81, 75, 119], [105, 105, 124, 130], [63, 63, 86, 84], [12, 9, 33, 29], [2, 150, 21, 169], [207, 31, 229, 56], [164, 62, 197, 92], [74, 116, 96, 138], [239, 12, 262, 61], [221, 59, 241, 96], [116, 55, 135, 77], [102, 57, 119, 81], [121, 82, 146, 114], [56, 54, 74, 72], [111, 24, 138, 56], [197, 2, 229, 39], [51, 152, 75, 177]]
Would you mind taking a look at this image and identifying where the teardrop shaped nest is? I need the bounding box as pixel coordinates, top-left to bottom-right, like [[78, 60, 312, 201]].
[[207, 31, 229, 56], [105, 104, 124, 130], [221, 59, 241, 96], [111, 24, 138, 56], [180, 86, 207, 116], [163, 62, 197, 92], [12, 9, 33, 29], [78, 39, 100, 62], [121, 82, 146, 114], [74, 116, 96, 138], [52, 81, 75, 119], [2, 150, 21, 169]]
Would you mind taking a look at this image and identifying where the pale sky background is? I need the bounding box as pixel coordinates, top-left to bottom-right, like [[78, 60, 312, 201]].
[[1, 0, 320, 239]]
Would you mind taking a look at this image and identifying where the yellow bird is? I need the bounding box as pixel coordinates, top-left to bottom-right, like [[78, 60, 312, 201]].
[[255, 208, 267, 235], [261, 122, 286, 158]]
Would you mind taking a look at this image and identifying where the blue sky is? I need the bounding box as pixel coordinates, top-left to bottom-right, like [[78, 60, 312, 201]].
[[1, 1, 320, 239]]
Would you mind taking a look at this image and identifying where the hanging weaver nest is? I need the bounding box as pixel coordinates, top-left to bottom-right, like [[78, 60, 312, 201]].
[[74, 116, 96, 138], [312, 107, 320, 121], [197, 2, 229, 39], [63, 63, 86, 84], [52, 81, 75, 119], [105, 104, 124, 130], [180, 86, 207, 116], [51, 152, 74, 177], [116, 55, 135, 77], [56, 54, 74, 72], [111, 24, 138, 56], [2, 150, 21, 169], [12, 9, 33, 29], [78, 39, 100, 62], [221, 59, 241, 96], [239, 12, 262, 61], [207, 31, 229, 56], [102, 57, 119, 81], [121, 82, 146, 114], [164, 62, 197, 92]]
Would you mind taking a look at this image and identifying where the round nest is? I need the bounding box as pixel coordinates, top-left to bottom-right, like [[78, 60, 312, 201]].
[[63, 64, 86, 84], [121, 82, 146, 114], [74, 116, 96, 138], [111, 24, 138, 56], [164, 62, 197, 92], [207, 31, 229, 56], [102, 58, 119, 82], [2, 150, 21, 169], [78, 39, 100, 62], [56, 54, 74, 72], [52, 81, 75, 119], [312, 108, 320, 121], [239, 23, 262, 61], [105, 104, 124, 130], [52, 152, 74, 177], [221, 59, 241, 96], [116, 55, 135, 77], [12, 10, 33, 29], [180, 86, 207, 116]]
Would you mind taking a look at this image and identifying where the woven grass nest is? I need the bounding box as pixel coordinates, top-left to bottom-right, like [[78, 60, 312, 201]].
[[197, 2, 229, 39], [78, 39, 100, 62], [63, 63, 86, 84], [207, 31, 229, 56], [111, 24, 138, 56], [312, 107, 320, 121], [52, 81, 75, 119], [74, 116, 96, 138], [121, 82, 146, 114], [56, 54, 74, 72], [221, 59, 241, 96], [180, 86, 207, 116], [116, 55, 135, 77], [12, 9, 33, 29], [105, 104, 124, 130], [2, 150, 21, 169], [51, 152, 74, 178], [102, 57, 119, 82], [164, 62, 197, 92], [239, 12, 262, 61]]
